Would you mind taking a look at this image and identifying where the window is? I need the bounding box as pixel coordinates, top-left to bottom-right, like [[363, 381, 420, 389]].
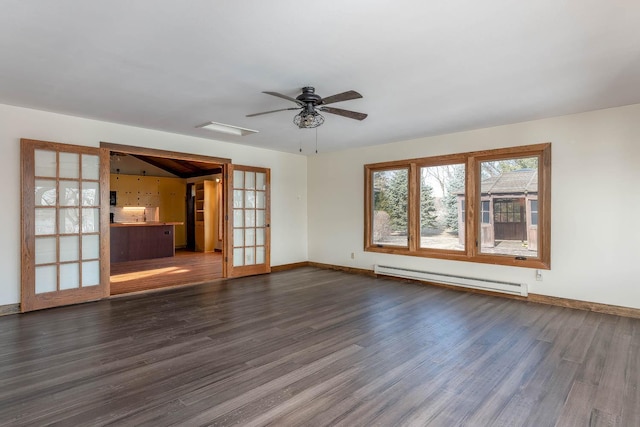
[[371, 167, 409, 247], [419, 164, 465, 250], [364, 143, 551, 269]]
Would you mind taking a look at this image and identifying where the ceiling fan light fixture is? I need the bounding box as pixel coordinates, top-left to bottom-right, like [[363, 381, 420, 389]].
[[196, 121, 259, 136], [294, 111, 324, 128]]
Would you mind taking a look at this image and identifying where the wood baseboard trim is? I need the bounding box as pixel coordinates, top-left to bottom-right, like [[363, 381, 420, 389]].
[[307, 262, 640, 319], [307, 262, 377, 277], [527, 293, 640, 319], [0, 303, 20, 316], [271, 262, 310, 272]]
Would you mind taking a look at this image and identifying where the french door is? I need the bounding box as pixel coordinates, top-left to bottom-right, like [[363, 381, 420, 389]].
[[225, 165, 271, 278], [21, 139, 110, 312]]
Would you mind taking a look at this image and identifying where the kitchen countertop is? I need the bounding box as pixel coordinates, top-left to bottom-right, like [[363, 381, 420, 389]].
[[110, 221, 184, 227]]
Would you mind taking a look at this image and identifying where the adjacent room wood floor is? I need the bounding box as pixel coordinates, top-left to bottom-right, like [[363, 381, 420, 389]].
[[1, 267, 638, 426], [110, 250, 222, 295]]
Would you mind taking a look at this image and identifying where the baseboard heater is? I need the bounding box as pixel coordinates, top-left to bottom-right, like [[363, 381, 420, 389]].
[[374, 265, 528, 297]]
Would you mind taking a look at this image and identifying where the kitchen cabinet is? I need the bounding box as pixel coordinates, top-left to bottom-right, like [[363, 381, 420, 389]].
[[110, 223, 176, 262], [158, 177, 187, 247], [138, 176, 160, 207], [110, 174, 139, 206], [110, 174, 160, 207]]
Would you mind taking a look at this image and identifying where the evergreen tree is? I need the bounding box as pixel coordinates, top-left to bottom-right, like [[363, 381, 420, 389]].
[[386, 169, 408, 232], [420, 182, 438, 229], [444, 165, 465, 232], [373, 172, 390, 213], [375, 169, 438, 234], [372, 171, 393, 241]]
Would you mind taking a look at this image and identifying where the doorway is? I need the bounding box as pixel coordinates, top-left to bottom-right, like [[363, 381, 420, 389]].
[[186, 182, 195, 251], [103, 142, 230, 295]]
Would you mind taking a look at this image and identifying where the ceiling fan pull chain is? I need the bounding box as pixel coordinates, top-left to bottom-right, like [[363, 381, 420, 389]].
[[315, 127, 318, 154]]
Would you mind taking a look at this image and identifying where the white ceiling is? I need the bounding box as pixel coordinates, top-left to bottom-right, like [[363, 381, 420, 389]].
[[1, 1, 639, 154]]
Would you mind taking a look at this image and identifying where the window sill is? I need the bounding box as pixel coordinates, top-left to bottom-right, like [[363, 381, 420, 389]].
[[365, 246, 550, 270]]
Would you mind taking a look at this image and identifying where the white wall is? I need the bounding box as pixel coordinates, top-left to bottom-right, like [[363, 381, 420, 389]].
[[308, 103, 640, 309], [0, 104, 308, 306]]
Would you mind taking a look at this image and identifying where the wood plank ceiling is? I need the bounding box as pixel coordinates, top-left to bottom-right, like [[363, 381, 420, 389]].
[[119, 153, 223, 178]]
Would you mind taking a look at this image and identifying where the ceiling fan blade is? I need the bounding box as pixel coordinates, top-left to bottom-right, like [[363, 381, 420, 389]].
[[246, 107, 300, 117], [320, 90, 363, 105], [319, 106, 368, 121], [262, 91, 304, 106]]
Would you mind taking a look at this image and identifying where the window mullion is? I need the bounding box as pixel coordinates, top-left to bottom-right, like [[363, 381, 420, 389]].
[[409, 163, 419, 252], [466, 157, 478, 257]]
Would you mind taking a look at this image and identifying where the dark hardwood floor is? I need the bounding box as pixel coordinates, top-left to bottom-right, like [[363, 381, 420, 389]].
[[1, 267, 639, 426], [110, 250, 222, 295]]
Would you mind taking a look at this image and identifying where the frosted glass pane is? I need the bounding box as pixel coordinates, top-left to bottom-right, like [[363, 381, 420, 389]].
[[245, 172, 255, 189], [233, 209, 244, 227], [59, 235, 79, 262], [244, 247, 255, 265], [256, 247, 265, 264], [82, 261, 100, 286], [256, 210, 265, 227], [256, 191, 265, 209], [60, 263, 80, 290], [60, 181, 79, 206], [35, 208, 56, 235], [82, 154, 100, 180], [35, 265, 57, 294], [256, 173, 266, 191], [35, 237, 57, 264], [233, 190, 244, 208], [35, 179, 57, 206], [82, 234, 100, 259], [245, 190, 255, 208], [245, 210, 255, 227], [233, 170, 244, 188], [233, 229, 243, 247], [256, 228, 265, 245], [245, 228, 255, 246], [82, 208, 100, 233], [81, 181, 100, 206], [233, 248, 244, 266], [59, 208, 79, 234], [34, 149, 56, 177], [59, 152, 79, 179]]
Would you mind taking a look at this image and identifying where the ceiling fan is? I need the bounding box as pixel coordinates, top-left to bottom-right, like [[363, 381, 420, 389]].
[[247, 87, 367, 128]]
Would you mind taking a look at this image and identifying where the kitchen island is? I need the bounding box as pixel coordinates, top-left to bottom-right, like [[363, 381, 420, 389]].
[[110, 222, 184, 263]]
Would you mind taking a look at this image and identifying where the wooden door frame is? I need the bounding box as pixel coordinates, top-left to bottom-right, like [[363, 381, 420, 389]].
[[100, 142, 231, 281]]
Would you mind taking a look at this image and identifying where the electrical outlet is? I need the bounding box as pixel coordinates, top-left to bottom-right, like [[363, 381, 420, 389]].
[[535, 269, 543, 281], [350, 252, 355, 259]]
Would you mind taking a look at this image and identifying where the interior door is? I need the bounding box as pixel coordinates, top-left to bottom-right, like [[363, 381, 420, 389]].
[[225, 165, 271, 278], [21, 139, 110, 312]]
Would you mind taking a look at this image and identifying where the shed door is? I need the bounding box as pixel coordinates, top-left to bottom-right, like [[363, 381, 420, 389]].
[[493, 198, 526, 241], [225, 165, 271, 278], [21, 139, 110, 312]]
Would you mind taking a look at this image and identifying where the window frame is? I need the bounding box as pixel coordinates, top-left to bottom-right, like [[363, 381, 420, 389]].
[[369, 165, 412, 249], [364, 143, 551, 269]]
